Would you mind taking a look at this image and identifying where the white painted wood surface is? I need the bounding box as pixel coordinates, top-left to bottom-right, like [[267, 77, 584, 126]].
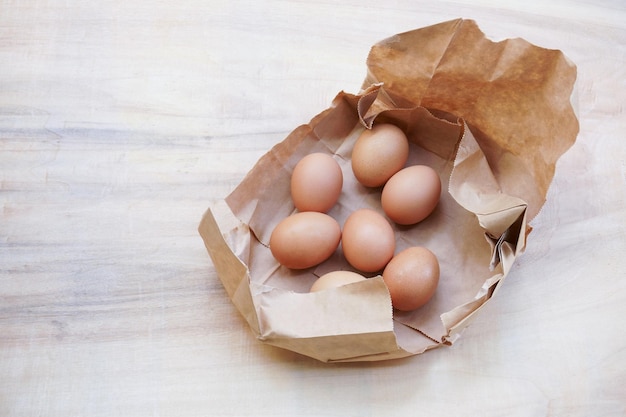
[[1, 1, 625, 416]]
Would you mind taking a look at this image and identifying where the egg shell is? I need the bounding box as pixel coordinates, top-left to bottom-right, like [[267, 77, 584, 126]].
[[351, 123, 409, 187], [341, 208, 395, 273], [291, 153, 343, 213], [381, 165, 441, 225], [269, 212, 341, 270], [382, 246, 440, 311], [309, 271, 367, 292]]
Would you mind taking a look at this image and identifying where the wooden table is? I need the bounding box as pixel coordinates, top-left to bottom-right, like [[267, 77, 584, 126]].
[[2, 1, 625, 415]]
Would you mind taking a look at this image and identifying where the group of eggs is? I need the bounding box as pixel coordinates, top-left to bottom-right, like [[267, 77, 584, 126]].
[[269, 123, 442, 311]]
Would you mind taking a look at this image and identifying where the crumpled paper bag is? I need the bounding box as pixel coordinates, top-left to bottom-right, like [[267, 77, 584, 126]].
[[198, 18, 579, 362]]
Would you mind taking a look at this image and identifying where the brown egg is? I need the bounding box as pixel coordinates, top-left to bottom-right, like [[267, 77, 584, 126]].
[[341, 208, 395, 272], [382, 246, 440, 311], [291, 153, 343, 213], [270, 212, 341, 269], [351, 123, 409, 187], [309, 271, 366, 292], [381, 165, 441, 225]]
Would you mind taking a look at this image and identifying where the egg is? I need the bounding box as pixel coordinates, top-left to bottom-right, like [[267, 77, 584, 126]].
[[351, 123, 409, 187], [291, 153, 343, 213], [309, 270, 367, 292], [341, 208, 395, 272], [381, 165, 441, 225], [270, 212, 341, 269], [382, 246, 440, 311]]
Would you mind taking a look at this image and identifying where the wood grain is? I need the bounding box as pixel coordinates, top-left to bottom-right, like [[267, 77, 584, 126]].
[[1, 1, 625, 416]]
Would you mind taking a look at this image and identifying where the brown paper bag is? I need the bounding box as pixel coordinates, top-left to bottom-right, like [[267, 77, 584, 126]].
[[198, 19, 578, 362]]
